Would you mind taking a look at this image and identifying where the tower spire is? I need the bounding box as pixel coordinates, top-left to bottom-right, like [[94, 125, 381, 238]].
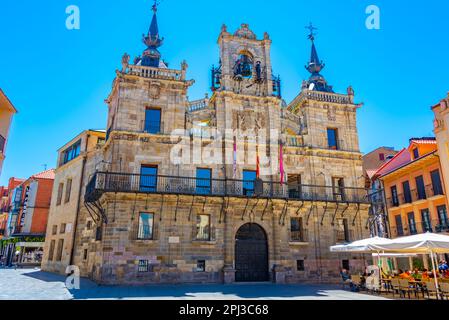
[[303, 23, 333, 93], [141, 0, 164, 67]]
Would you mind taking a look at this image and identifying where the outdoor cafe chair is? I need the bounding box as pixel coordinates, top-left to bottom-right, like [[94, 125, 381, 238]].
[[351, 275, 362, 289], [390, 278, 401, 298], [423, 281, 440, 300], [398, 279, 417, 299], [439, 282, 449, 300]]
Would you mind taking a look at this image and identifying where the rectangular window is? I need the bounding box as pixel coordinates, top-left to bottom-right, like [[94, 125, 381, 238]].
[[197, 260, 206, 272], [95, 226, 102, 241], [64, 179, 72, 203], [138, 260, 150, 273], [83, 249, 88, 261], [327, 128, 339, 150], [407, 212, 417, 235], [243, 170, 257, 196], [332, 177, 346, 202], [196, 168, 212, 195], [56, 239, 64, 261], [379, 153, 385, 161], [97, 137, 105, 146], [395, 215, 404, 236], [288, 174, 302, 199], [421, 209, 432, 232], [342, 260, 350, 271], [413, 148, 420, 160], [431, 170, 444, 196], [52, 225, 58, 235], [138, 213, 154, 240], [402, 181, 412, 204], [297, 260, 305, 271], [437, 206, 448, 231], [56, 183, 64, 206], [196, 215, 211, 241], [391, 186, 399, 207], [415, 176, 426, 200], [60, 223, 66, 234], [290, 217, 304, 242], [140, 165, 158, 192], [87, 220, 92, 230], [144, 108, 161, 134], [48, 240, 55, 261], [62, 140, 81, 165], [336, 219, 350, 243]]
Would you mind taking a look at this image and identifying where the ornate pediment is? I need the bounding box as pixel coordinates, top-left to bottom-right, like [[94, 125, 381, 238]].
[[234, 24, 257, 40]]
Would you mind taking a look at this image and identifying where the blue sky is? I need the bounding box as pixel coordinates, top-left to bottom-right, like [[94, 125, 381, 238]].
[[0, 0, 448, 185]]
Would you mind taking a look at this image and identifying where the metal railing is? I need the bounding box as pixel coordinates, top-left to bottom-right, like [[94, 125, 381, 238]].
[[188, 99, 209, 112], [390, 219, 449, 238], [387, 186, 445, 209], [290, 230, 309, 242], [0, 135, 5, 153], [85, 172, 370, 204]]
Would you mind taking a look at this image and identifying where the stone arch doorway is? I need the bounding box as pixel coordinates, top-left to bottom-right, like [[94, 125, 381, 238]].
[[235, 223, 269, 282]]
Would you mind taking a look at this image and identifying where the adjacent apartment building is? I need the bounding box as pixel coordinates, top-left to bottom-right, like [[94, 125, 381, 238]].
[[0, 170, 55, 266], [42, 5, 372, 285], [375, 138, 448, 239], [0, 178, 25, 239], [363, 147, 398, 237], [41, 130, 105, 274], [0, 89, 17, 178]]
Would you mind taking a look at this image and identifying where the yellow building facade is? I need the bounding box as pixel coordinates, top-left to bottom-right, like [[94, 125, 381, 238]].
[[379, 139, 448, 239], [0, 89, 17, 178]]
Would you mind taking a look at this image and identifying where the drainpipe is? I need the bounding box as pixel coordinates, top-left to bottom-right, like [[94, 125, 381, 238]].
[[379, 179, 391, 238], [69, 134, 89, 266]]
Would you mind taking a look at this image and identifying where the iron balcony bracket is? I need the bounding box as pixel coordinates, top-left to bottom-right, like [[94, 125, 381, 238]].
[[306, 203, 315, 226], [261, 199, 270, 221], [159, 194, 165, 221], [352, 203, 361, 226], [295, 201, 305, 216], [279, 200, 289, 226], [188, 195, 195, 221], [241, 198, 250, 221], [174, 195, 180, 222], [331, 203, 340, 226], [320, 202, 329, 226]]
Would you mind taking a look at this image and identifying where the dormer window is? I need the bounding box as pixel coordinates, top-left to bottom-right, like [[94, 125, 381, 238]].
[[412, 148, 419, 160]]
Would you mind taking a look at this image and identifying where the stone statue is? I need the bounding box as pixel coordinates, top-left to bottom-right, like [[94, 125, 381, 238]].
[[264, 32, 270, 40], [347, 85, 355, 96], [121, 53, 130, 72], [221, 24, 227, 33], [181, 60, 188, 71]]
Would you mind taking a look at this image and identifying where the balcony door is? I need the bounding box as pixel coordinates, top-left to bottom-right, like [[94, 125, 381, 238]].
[[395, 215, 404, 236], [407, 212, 417, 235], [421, 209, 432, 232], [196, 168, 212, 195], [415, 176, 426, 200], [140, 165, 158, 192], [437, 205, 448, 231], [431, 170, 444, 196], [402, 181, 412, 204], [243, 170, 257, 196]]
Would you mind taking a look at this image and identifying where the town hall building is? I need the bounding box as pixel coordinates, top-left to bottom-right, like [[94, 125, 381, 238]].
[[42, 3, 371, 285]]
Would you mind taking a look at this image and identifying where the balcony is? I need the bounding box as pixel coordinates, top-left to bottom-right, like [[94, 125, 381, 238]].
[[0, 134, 5, 154], [386, 186, 445, 209], [127, 65, 183, 81], [390, 219, 449, 238], [85, 172, 370, 205], [335, 229, 354, 244], [289, 230, 309, 243]]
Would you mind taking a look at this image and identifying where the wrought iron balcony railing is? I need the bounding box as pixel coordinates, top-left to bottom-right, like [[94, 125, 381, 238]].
[[85, 172, 370, 205], [0, 134, 5, 154]]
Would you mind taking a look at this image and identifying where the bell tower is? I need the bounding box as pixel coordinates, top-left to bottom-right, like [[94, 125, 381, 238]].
[[212, 24, 281, 98]]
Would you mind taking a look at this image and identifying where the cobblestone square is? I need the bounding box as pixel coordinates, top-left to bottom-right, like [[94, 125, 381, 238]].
[[0, 268, 389, 300]]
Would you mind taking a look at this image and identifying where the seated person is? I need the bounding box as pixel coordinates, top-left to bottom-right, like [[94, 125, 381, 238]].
[[421, 269, 430, 281], [399, 270, 412, 279], [340, 268, 352, 284]]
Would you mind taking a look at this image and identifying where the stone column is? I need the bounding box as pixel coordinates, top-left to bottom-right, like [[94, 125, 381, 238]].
[[223, 207, 235, 284]]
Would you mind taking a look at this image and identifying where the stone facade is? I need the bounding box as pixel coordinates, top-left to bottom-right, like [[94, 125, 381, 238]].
[[42, 17, 372, 284]]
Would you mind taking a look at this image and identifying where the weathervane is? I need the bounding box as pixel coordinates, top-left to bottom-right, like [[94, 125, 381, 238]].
[[305, 22, 318, 41], [152, 0, 162, 13]]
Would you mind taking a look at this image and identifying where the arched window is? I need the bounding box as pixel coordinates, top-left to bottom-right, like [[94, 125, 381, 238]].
[[234, 53, 253, 79]]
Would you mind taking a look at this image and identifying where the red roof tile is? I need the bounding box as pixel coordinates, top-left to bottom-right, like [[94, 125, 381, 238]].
[[373, 148, 411, 178], [31, 169, 55, 180]]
